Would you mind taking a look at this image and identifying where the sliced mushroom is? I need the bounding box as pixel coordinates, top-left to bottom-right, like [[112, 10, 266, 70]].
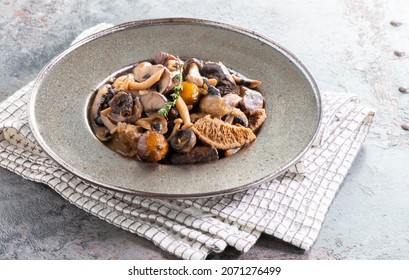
[[199, 92, 233, 118], [156, 67, 172, 94], [232, 74, 262, 88], [169, 127, 197, 153], [170, 146, 219, 165], [136, 113, 168, 134], [248, 108, 267, 133], [112, 74, 135, 91], [191, 115, 256, 150], [223, 93, 242, 108], [133, 62, 153, 81], [184, 58, 204, 87], [240, 86, 265, 111], [133, 62, 172, 95], [128, 67, 165, 91], [225, 108, 249, 127], [202, 61, 236, 86], [139, 90, 167, 114]]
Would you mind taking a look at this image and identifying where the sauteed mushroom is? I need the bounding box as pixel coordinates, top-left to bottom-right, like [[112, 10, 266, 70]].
[[232, 73, 262, 88], [199, 91, 233, 118], [170, 146, 218, 165], [90, 52, 266, 164], [184, 58, 204, 86], [139, 90, 167, 114], [240, 86, 265, 111], [169, 127, 197, 153], [202, 61, 236, 86], [136, 113, 168, 134], [137, 130, 169, 162]]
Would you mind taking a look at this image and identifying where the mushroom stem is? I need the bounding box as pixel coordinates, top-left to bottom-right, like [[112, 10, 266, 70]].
[[186, 64, 204, 87], [167, 118, 183, 141], [175, 96, 192, 128], [128, 68, 165, 90]]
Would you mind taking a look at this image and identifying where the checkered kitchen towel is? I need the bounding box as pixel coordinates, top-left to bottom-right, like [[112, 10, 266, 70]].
[[0, 23, 375, 260]]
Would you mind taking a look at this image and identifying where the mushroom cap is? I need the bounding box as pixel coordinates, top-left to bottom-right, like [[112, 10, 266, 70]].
[[108, 91, 133, 116], [136, 130, 169, 162], [223, 93, 242, 108], [169, 127, 197, 153], [139, 90, 167, 114], [136, 113, 168, 134], [133, 63, 172, 95]]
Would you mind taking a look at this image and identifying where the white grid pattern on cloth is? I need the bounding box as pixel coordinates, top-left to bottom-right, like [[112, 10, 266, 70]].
[[0, 23, 375, 259]]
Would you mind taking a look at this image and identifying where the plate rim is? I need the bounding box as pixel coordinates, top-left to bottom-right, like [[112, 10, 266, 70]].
[[28, 18, 322, 198]]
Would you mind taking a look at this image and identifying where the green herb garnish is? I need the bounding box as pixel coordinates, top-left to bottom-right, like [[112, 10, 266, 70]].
[[157, 57, 184, 117]]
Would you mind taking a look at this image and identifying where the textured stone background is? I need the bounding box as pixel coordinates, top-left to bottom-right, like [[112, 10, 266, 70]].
[[1, 0, 408, 259]]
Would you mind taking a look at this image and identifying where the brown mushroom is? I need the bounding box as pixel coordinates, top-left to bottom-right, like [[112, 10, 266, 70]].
[[199, 92, 233, 118], [232, 74, 262, 88], [202, 61, 236, 86], [218, 85, 241, 96], [108, 91, 133, 116], [136, 113, 168, 134], [154, 51, 177, 65], [133, 62, 172, 95], [170, 146, 219, 165], [240, 86, 265, 111], [139, 90, 167, 114], [169, 127, 197, 153], [137, 130, 169, 162], [128, 66, 165, 91], [191, 115, 256, 150], [115, 122, 144, 158], [223, 93, 242, 108], [184, 58, 204, 87], [225, 108, 249, 127]]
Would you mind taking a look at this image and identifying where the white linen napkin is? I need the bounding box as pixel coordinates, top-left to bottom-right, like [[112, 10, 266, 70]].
[[0, 23, 375, 260]]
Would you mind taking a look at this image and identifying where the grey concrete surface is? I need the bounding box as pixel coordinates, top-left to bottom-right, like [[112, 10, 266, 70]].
[[1, 0, 408, 259]]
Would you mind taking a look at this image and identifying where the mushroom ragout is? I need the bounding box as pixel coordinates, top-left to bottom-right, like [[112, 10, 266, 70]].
[[90, 51, 267, 164]]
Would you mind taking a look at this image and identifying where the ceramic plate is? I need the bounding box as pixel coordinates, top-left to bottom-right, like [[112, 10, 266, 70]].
[[28, 18, 321, 198]]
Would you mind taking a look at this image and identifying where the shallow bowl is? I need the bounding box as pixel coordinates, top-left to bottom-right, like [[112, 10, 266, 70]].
[[29, 18, 321, 198]]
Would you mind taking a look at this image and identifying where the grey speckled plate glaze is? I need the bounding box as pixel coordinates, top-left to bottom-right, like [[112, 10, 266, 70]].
[[28, 18, 321, 198]]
